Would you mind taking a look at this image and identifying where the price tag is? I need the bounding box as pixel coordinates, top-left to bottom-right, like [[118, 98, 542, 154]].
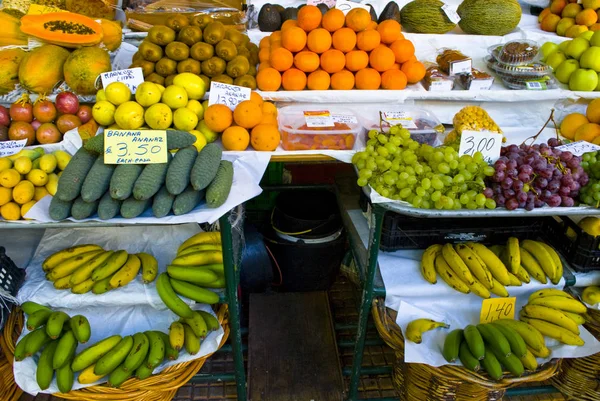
[[99, 68, 145, 94], [382, 111, 418, 129], [335, 0, 369, 14], [467, 78, 494, 91], [449, 59, 472, 76], [304, 110, 335, 127], [428, 80, 454, 91], [458, 130, 503, 163], [556, 140, 600, 156], [0, 140, 27, 157], [104, 130, 167, 164], [480, 297, 516, 323], [308, 0, 337, 8], [27, 4, 66, 14], [333, 114, 358, 124], [208, 82, 251, 111], [441, 3, 460, 24]]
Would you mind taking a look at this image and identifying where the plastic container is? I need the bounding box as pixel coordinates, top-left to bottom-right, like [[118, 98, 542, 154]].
[[501, 77, 558, 90], [545, 216, 600, 272], [278, 105, 360, 151], [489, 40, 540, 65], [361, 107, 445, 145], [458, 69, 494, 91], [485, 56, 552, 79]]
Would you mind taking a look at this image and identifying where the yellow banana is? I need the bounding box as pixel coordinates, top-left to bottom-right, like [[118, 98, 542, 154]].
[[177, 231, 222, 254], [91, 250, 129, 282], [54, 275, 73, 290], [178, 243, 222, 257], [489, 278, 509, 297], [420, 244, 441, 284], [536, 242, 563, 284], [520, 317, 585, 346], [70, 251, 114, 286], [563, 311, 586, 325], [405, 318, 448, 344], [109, 254, 141, 289], [507, 272, 522, 286], [506, 237, 520, 274], [582, 285, 600, 305], [529, 288, 572, 302], [441, 244, 474, 285], [514, 265, 530, 284], [521, 305, 580, 335], [434, 255, 470, 294], [519, 349, 538, 371], [137, 253, 158, 284], [528, 345, 551, 358], [42, 244, 103, 272], [71, 278, 95, 294], [466, 243, 510, 285], [520, 247, 547, 284], [169, 322, 185, 351], [521, 240, 556, 280], [494, 319, 546, 352], [171, 250, 223, 267], [467, 276, 491, 299], [528, 295, 587, 314], [455, 244, 493, 289], [48, 250, 105, 281], [78, 364, 105, 384]]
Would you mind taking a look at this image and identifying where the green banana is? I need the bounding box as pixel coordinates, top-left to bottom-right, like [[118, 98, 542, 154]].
[[36, 340, 59, 390], [136, 362, 153, 380], [157, 331, 179, 360], [442, 329, 463, 363], [477, 324, 511, 357], [56, 363, 74, 393], [169, 278, 220, 304], [464, 325, 485, 360], [91, 275, 114, 294], [71, 335, 122, 372], [21, 301, 51, 316], [481, 347, 503, 380], [94, 335, 134, 376], [15, 328, 44, 361], [197, 311, 220, 331], [202, 276, 226, 289], [69, 315, 91, 343], [183, 323, 201, 355], [145, 331, 165, 369], [24, 327, 51, 357], [124, 332, 149, 372], [26, 309, 53, 331], [108, 364, 132, 388], [169, 322, 185, 351], [138, 252, 158, 284], [519, 349, 538, 371], [53, 331, 78, 369], [166, 265, 219, 285], [156, 273, 194, 318], [491, 322, 527, 358], [46, 311, 71, 339], [459, 341, 480, 372], [182, 312, 207, 338], [491, 347, 524, 377]]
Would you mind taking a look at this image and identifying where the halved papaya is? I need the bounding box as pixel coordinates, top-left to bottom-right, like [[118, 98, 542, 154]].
[[20, 12, 103, 48]]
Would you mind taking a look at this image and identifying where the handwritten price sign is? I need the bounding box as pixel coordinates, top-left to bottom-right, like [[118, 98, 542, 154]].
[[99, 68, 145, 94], [104, 130, 167, 164], [480, 297, 516, 324], [458, 130, 503, 164], [208, 82, 251, 111], [0, 139, 27, 157]]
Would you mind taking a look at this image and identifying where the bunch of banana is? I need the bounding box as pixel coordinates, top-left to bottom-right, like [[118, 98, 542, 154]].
[[17, 302, 91, 393], [496, 238, 563, 285], [158, 232, 224, 317], [519, 289, 587, 347], [405, 318, 448, 344], [442, 319, 547, 380], [42, 244, 158, 294]]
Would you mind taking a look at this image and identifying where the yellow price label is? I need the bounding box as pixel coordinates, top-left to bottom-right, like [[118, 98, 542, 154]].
[[27, 4, 67, 15], [479, 297, 516, 324], [104, 130, 167, 165]]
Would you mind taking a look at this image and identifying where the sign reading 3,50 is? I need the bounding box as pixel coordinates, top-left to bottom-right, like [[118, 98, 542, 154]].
[[104, 130, 167, 164]]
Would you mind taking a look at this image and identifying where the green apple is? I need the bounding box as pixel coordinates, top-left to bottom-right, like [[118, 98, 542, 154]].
[[559, 39, 572, 53], [567, 37, 591, 60], [541, 42, 560, 61], [555, 59, 580, 84], [596, 72, 600, 90], [557, 18, 576, 37], [579, 31, 595, 41], [580, 46, 600, 71], [569, 68, 599, 91], [592, 31, 600, 47], [197, 119, 218, 143], [547, 51, 568, 70]]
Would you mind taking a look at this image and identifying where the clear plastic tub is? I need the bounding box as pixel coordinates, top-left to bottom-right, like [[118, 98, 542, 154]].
[[361, 107, 445, 145], [485, 56, 551, 78], [501, 76, 558, 90], [489, 40, 540, 66], [278, 105, 361, 151]]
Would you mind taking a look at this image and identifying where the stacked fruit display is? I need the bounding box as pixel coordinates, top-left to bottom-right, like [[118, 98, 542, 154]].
[[539, 0, 600, 37], [16, 302, 91, 392], [0, 148, 71, 220], [42, 244, 158, 294], [256, 6, 426, 91], [443, 106, 504, 147], [129, 17, 257, 89], [558, 98, 600, 143]]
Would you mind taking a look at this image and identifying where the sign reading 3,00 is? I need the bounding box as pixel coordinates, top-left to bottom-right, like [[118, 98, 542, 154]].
[[104, 130, 168, 164]]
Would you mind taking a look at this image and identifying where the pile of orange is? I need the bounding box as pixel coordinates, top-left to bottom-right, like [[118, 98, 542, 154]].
[[204, 92, 282, 151], [256, 6, 425, 91]]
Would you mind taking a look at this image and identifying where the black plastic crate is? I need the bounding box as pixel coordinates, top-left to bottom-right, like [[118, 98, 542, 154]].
[[545, 216, 600, 272], [0, 246, 25, 330]]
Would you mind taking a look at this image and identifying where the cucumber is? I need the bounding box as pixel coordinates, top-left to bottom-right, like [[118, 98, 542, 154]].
[[121, 197, 151, 219], [97, 191, 122, 220], [81, 155, 116, 202], [49, 196, 73, 221], [110, 164, 144, 200], [166, 130, 196, 149], [84, 134, 104, 154], [152, 186, 175, 218], [206, 160, 233, 208], [133, 153, 172, 201], [55, 148, 97, 201], [172, 186, 204, 216], [190, 143, 222, 191], [70, 197, 99, 220], [166, 146, 197, 195]]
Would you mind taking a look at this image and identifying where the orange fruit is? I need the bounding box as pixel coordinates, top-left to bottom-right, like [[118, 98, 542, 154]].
[[250, 92, 264, 107], [391, 63, 401, 69], [541, 14, 562, 31], [256, 67, 282, 91], [565, 24, 588, 37], [282, 27, 307, 52], [332, 27, 357, 52], [550, 0, 567, 15], [322, 8, 345, 32], [259, 47, 270, 62], [369, 45, 396, 72], [377, 20, 402, 44], [233, 100, 263, 129], [282, 68, 307, 90], [270, 31, 282, 43], [281, 19, 299, 31], [345, 50, 369, 72], [307, 28, 332, 53], [591, 22, 600, 31], [297, 5, 322, 32], [251, 123, 281, 151], [270, 40, 283, 50], [345, 8, 371, 32], [269, 47, 294, 72], [587, 99, 600, 123], [538, 8, 552, 23], [389, 39, 415, 63], [261, 102, 278, 124], [381, 69, 407, 89], [204, 104, 233, 133], [222, 126, 250, 151], [401, 60, 426, 84], [561, 113, 589, 139], [320, 49, 346, 73], [307, 69, 331, 90], [355, 68, 381, 89], [367, 21, 378, 30], [258, 61, 272, 71], [575, 122, 600, 141], [259, 37, 271, 49], [331, 69, 355, 90], [576, 8, 598, 26], [356, 29, 381, 51], [294, 51, 320, 73]]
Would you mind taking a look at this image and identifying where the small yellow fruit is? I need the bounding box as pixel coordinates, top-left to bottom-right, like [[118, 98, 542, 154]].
[[53, 150, 71, 171], [144, 103, 173, 130], [189, 130, 207, 151], [13, 156, 32, 175], [46, 173, 59, 195], [0, 169, 21, 188], [21, 200, 36, 219], [135, 82, 162, 107], [34, 186, 49, 201], [105, 82, 132, 106], [26, 169, 49, 186], [93, 101, 117, 126], [96, 89, 107, 102], [0, 158, 12, 172], [38, 154, 58, 174], [196, 120, 218, 143], [186, 99, 205, 120], [173, 107, 198, 131], [114, 101, 145, 130], [0, 202, 20, 220], [161, 85, 188, 109], [12, 180, 34, 204], [0, 187, 12, 206]]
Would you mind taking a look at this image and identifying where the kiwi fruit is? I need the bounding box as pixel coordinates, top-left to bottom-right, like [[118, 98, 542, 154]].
[[131, 60, 155, 77], [247, 64, 257, 77], [132, 51, 143, 63], [215, 39, 238, 61], [148, 25, 176, 46], [165, 42, 190, 61], [226, 55, 249, 78], [166, 14, 189, 31], [177, 59, 201, 74], [237, 45, 251, 59], [146, 73, 165, 85], [139, 41, 164, 62], [201, 57, 226, 77], [155, 57, 178, 76], [224, 29, 245, 46], [190, 14, 212, 29], [203, 21, 226, 45], [246, 42, 259, 53], [190, 42, 214, 61], [234, 75, 257, 89], [164, 74, 177, 87], [212, 74, 234, 85], [177, 26, 202, 46]]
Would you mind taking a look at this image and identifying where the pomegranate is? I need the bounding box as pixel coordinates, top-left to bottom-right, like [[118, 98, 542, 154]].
[[33, 99, 57, 123], [8, 121, 35, 145], [76, 105, 93, 124], [0, 126, 8, 141], [36, 123, 62, 144], [31, 120, 42, 131], [56, 114, 81, 134], [9, 101, 33, 123], [55, 91, 79, 115], [0, 106, 10, 127]]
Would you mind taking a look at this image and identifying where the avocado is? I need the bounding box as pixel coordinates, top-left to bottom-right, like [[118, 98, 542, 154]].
[[367, 3, 378, 21], [378, 1, 401, 23], [258, 4, 282, 32], [281, 7, 299, 22], [274, 4, 285, 13], [316, 3, 329, 15]]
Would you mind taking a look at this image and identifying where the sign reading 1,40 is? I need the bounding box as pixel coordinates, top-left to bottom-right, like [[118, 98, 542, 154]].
[[479, 297, 516, 324]]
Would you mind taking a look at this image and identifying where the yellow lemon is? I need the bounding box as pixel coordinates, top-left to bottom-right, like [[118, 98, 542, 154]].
[[13, 156, 32, 175], [0, 169, 20, 188], [105, 82, 132, 106], [189, 130, 207, 151], [161, 85, 188, 109], [39, 154, 57, 174], [173, 73, 206, 100], [135, 82, 162, 107], [12, 180, 34, 204], [26, 169, 49, 186], [0, 202, 20, 220], [96, 89, 107, 102], [21, 200, 36, 219], [34, 186, 49, 201], [53, 150, 71, 171], [144, 103, 173, 130], [0, 158, 13, 173], [173, 107, 198, 131], [114, 101, 145, 130], [186, 100, 205, 120], [92, 101, 116, 126], [45, 173, 59, 196], [0, 187, 12, 206]]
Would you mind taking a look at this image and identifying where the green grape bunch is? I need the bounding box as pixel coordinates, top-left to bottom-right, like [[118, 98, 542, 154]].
[[351, 125, 497, 210]]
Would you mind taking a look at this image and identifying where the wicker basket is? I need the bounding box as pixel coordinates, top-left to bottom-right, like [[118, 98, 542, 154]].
[[0, 304, 230, 401], [372, 298, 561, 401]]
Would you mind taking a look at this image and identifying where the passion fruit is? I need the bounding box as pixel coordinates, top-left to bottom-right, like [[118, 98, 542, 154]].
[[8, 121, 35, 145], [33, 99, 57, 123], [10, 102, 33, 123], [36, 123, 62, 144], [56, 114, 82, 134], [77, 105, 93, 124]]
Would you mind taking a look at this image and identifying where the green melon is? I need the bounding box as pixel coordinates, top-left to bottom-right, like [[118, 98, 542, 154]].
[[400, 0, 457, 34], [457, 0, 521, 36]]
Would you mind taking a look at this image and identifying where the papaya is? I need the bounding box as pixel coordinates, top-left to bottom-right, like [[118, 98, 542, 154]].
[[457, 0, 522, 36], [19, 12, 103, 48], [99, 19, 123, 52], [0, 11, 28, 46], [63, 47, 111, 95], [19, 45, 71, 94], [0, 48, 26, 95]]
